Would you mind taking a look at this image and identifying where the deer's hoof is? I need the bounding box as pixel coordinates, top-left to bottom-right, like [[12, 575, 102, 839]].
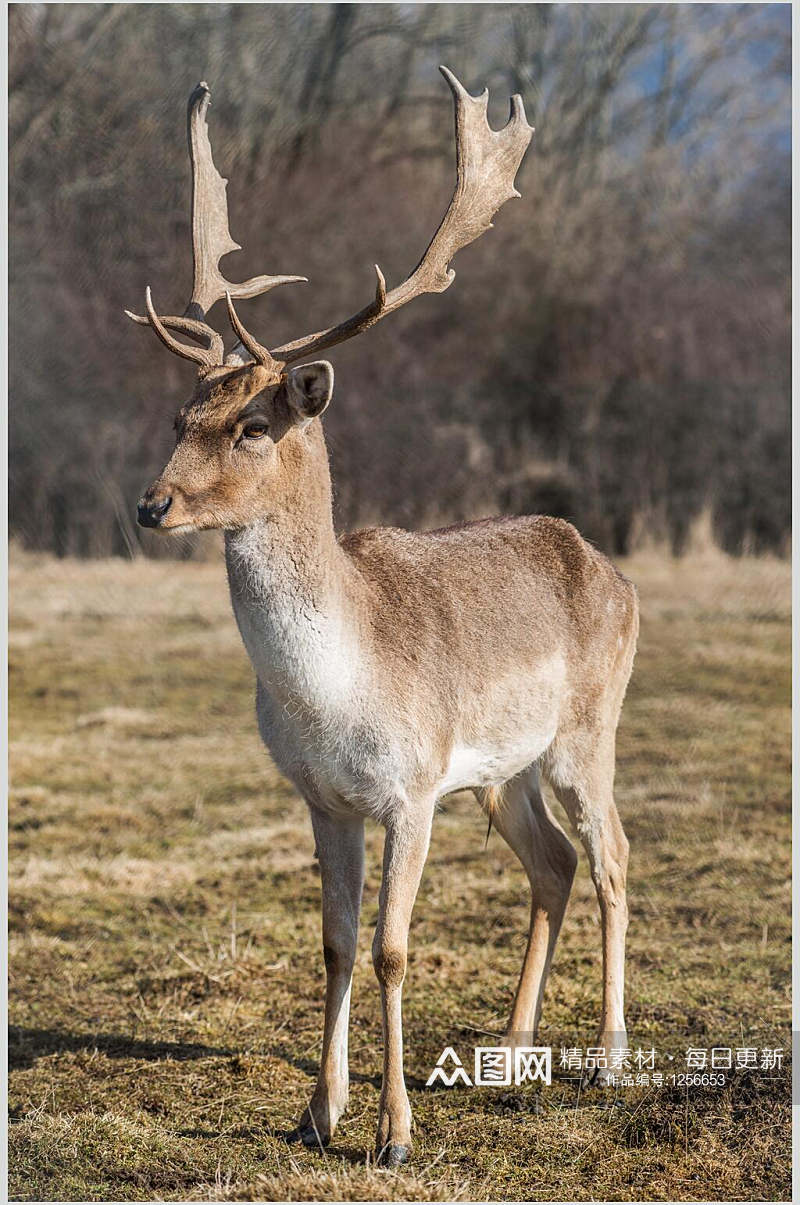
[[288, 1123, 330, 1150], [377, 1142, 411, 1168]]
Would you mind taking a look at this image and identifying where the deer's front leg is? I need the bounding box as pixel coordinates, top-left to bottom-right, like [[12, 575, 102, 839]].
[[290, 806, 364, 1148], [372, 802, 435, 1167]]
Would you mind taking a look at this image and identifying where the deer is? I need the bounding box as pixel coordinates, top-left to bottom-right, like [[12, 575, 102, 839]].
[[127, 70, 638, 1167]]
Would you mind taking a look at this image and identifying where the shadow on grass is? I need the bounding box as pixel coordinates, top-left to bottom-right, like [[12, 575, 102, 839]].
[[269, 1044, 604, 1108], [269, 1041, 383, 1090], [268, 1044, 444, 1094], [9, 1025, 235, 1070]]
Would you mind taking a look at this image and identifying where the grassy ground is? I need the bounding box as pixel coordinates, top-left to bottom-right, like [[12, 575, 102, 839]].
[[8, 545, 791, 1201]]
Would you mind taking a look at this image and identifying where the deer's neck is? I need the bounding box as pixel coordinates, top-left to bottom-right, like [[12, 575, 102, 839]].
[[224, 423, 361, 708]]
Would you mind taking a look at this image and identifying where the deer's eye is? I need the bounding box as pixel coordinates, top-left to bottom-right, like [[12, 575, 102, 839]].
[[242, 424, 268, 440]]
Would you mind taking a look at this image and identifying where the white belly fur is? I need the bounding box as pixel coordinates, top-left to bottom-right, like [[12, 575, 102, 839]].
[[438, 729, 555, 796], [438, 654, 566, 795]]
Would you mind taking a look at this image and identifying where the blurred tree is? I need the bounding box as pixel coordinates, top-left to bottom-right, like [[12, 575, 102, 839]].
[[9, 2, 790, 558]]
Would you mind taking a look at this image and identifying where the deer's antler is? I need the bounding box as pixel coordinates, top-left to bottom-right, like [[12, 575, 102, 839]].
[[266, 66, 533, 365], [127, 69, 532, 372], [183, 81, 306, 319], [126, 81, 305, 369]]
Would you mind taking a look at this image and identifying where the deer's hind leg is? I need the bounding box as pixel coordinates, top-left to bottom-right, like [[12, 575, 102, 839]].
[[547, 734, 629, 1083], [478, 765, 578, 1047]]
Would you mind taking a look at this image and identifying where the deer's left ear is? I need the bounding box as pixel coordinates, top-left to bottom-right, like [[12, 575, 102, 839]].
[[285, 361, 334, 425]]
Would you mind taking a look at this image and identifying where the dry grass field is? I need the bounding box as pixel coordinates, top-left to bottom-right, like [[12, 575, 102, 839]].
[[8, 543, 791, 1202]]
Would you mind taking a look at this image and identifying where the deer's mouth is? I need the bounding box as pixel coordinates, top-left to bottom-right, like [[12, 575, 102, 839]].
[[161, 521, 200, 534]]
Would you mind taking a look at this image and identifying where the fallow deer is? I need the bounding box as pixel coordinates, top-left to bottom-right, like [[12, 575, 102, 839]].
[[128, 70, 638, 1167]]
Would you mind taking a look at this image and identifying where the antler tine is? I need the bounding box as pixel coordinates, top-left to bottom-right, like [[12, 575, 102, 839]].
[[272, 66, 533, 366], [141, 287, 218, 369], [186, 81, 307, 320], [225, 292, 282, 371], [124, 309, 226, 359]]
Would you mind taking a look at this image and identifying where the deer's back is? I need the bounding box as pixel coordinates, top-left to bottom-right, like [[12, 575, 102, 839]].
[[343, 514, 636, 668]]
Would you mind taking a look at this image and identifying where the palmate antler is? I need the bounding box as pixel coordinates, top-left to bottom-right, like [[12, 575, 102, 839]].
[[125, 82, 305, 370], [127, 69, 533, 372], [272, 68, 534, 366]]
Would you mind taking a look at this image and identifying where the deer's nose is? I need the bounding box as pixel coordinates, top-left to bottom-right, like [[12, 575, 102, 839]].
[[137, 495, 172, 528]]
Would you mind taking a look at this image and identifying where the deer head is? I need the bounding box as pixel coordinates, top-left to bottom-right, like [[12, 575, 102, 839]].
[[130, 70, 533, 532]]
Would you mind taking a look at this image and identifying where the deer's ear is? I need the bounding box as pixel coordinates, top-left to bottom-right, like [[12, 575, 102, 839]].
[[285, 361, 334, 425]]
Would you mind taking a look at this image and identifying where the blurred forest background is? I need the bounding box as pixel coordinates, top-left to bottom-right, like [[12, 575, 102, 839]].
[[9, 3, 790, 560]]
